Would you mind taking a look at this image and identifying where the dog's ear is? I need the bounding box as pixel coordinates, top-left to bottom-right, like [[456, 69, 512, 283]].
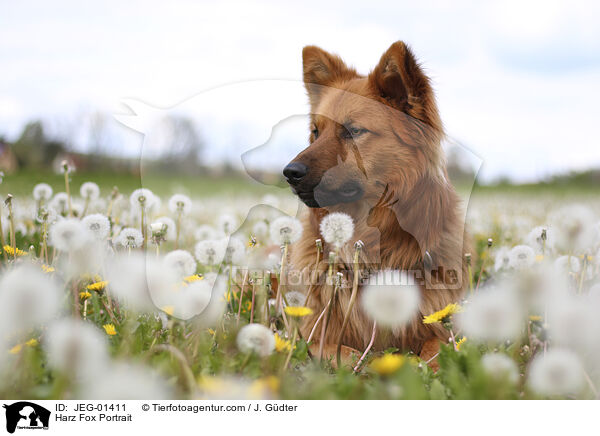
[[302, 45, 356, 107], [369, 41, 440, 128]]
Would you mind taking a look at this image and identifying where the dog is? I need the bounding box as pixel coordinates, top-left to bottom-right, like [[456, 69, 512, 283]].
[[283, 41, 470, 364]]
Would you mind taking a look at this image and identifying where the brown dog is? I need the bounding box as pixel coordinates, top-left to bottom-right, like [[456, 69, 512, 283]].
[[283, 41, 470, 363]]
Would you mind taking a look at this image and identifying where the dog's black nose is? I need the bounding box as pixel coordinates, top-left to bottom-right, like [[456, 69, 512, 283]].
[[283, 162, 308, 184]]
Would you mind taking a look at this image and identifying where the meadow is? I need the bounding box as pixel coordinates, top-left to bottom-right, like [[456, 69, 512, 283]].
[[1, 167, 599, 400]]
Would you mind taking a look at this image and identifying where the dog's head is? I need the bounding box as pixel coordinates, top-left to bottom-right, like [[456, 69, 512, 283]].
[[284, 41, 446, 211]]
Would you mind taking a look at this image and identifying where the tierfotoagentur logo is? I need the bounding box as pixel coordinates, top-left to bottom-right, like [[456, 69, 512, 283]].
[[2, 402, 50, 433]]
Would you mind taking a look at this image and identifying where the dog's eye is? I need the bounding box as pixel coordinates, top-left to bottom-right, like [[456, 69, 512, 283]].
[[311, 127, 319, 139], [343, 126, 367, 139]]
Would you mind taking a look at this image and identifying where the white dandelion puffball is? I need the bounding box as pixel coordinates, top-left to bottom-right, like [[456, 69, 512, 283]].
[[164, 249, 197, 278], [236, 323, 275, 357], [284, 291, 307, 307], [0, 265, 62, 333], [217, 213, 238, 235], [508, 245, 535, 269], [361, 270, 420, 329], [82, 213, 110, 240], [129, 188, 157, 212], [106, 254, 178, 313], [50, 192, 69, 214], [320, 212, 354, 248], [45, 319, 109, 381], [494, 247, 511, 272], [115, 227, 143, 248], [194, 224, 221, 241], [80, 181, 100, 201], [550, 204, 596, 252], [154, 216, 176, 241], [547, 297, 596, 352], [252, 220, 268, 240], [525, 226, 555, 254], [33, 183, 53, 202], [168, 194, 192, 215], [191, 273, 227, 327], [269, 216, 303, 245], [171, 280, 212, 320], [510, 265, 568, 312], [49, 218, 89, 251], [85, 362, 172, 399], [195, 239, 227, 265], [528, 349, 584, 397], [554, 255, 581, 274], [481, 353, 519, 384], [458, 287, 523, 342], [224, 237, 246, 265]]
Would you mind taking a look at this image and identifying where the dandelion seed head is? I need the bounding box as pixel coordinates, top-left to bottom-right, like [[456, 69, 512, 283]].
[[361, 270, 420, 329], [49, 218, 89, 251], [236, 323, 275, 357], [319, 212, 354, 248], [0, 265, 62, 334], [481, 353, 519, 384], [164, 249, 197, 278], [33, 183, 53, 201], [528, 349, 584, 397], [168, 194, 192, 215], [49, 192, 69, 215], [458, 286, 523, 343], [224, 237, 246, 265], [269, 216, 303, 245], [217, 214, 238, 235], [82, 213, 110, 240], [508, 245, 535, 269], [80, 181, 100, 201], [115, 227, 143, 248], [284, 291, 307, 308], [45, 318, 109, 382], [550, 204, 596, 252], [129, 188, 157, 212], [194, 239, 227, 265], [494, 247, 512, 272], [194, 224, 222, 241]]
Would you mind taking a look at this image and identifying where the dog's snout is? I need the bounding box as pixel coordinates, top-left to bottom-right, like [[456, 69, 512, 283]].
[[283, 162, 309, 184]]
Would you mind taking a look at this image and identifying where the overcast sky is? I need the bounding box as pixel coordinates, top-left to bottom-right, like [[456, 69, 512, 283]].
[[1, 0, 599, 182]]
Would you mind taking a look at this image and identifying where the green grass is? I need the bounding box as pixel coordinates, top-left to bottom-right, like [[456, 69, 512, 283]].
[[0, 169, 282, 199]]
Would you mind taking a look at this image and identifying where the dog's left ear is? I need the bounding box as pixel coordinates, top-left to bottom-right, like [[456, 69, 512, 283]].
[[303, 45, 357, 107], [369, 41, 439, 127]]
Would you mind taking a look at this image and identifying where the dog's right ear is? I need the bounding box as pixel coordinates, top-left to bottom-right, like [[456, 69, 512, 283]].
[[302, 46, 356, 107]]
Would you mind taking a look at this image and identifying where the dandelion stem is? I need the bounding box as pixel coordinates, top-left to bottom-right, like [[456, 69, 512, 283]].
[[282, 325, 298, 371], [336, 242, 362, 368], [64, 167, 73, 217], [175, 210, 182, 250], [151, 344, 196, 394], [307, 299, 330, 344], [354, 321, 377, 373], [6, 195, 17, 261], [0, 205, 7, 263], [237, 268, 249, 325], [578, 254, 588, 295], [318, 275, 339, 361], [475, 239, 493, 292]]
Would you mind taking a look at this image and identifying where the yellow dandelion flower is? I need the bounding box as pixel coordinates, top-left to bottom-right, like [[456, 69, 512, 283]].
[[250, 376, 280, 396], [87, 280, 108, 292], [370, 354, 405, 376], [25, 338, 38, 347], [207, 328, 216, 336], [103, 324, 117, 336], [161, 306, 174, 316], [535, 254, 545, 263], [183, 274, 203, 283], [284, 306, 313, 318], [529, 315, 542, 322], [9, 344, 22, 354], [41, 264, 55, 273], [79, 291, 92, 300], [456, 336, 467, 350], [274, 333, 292, 352], [422, 303, 462, 324], [3, 245, 27, 257]]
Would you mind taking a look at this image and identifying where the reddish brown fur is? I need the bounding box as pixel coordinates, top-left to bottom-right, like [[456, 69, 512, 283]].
[[287, 42, 470, 355]]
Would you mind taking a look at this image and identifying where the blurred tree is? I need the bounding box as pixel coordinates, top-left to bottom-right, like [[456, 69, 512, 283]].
[[158, 115, 204, 173], [13, 121, 65, 169]]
